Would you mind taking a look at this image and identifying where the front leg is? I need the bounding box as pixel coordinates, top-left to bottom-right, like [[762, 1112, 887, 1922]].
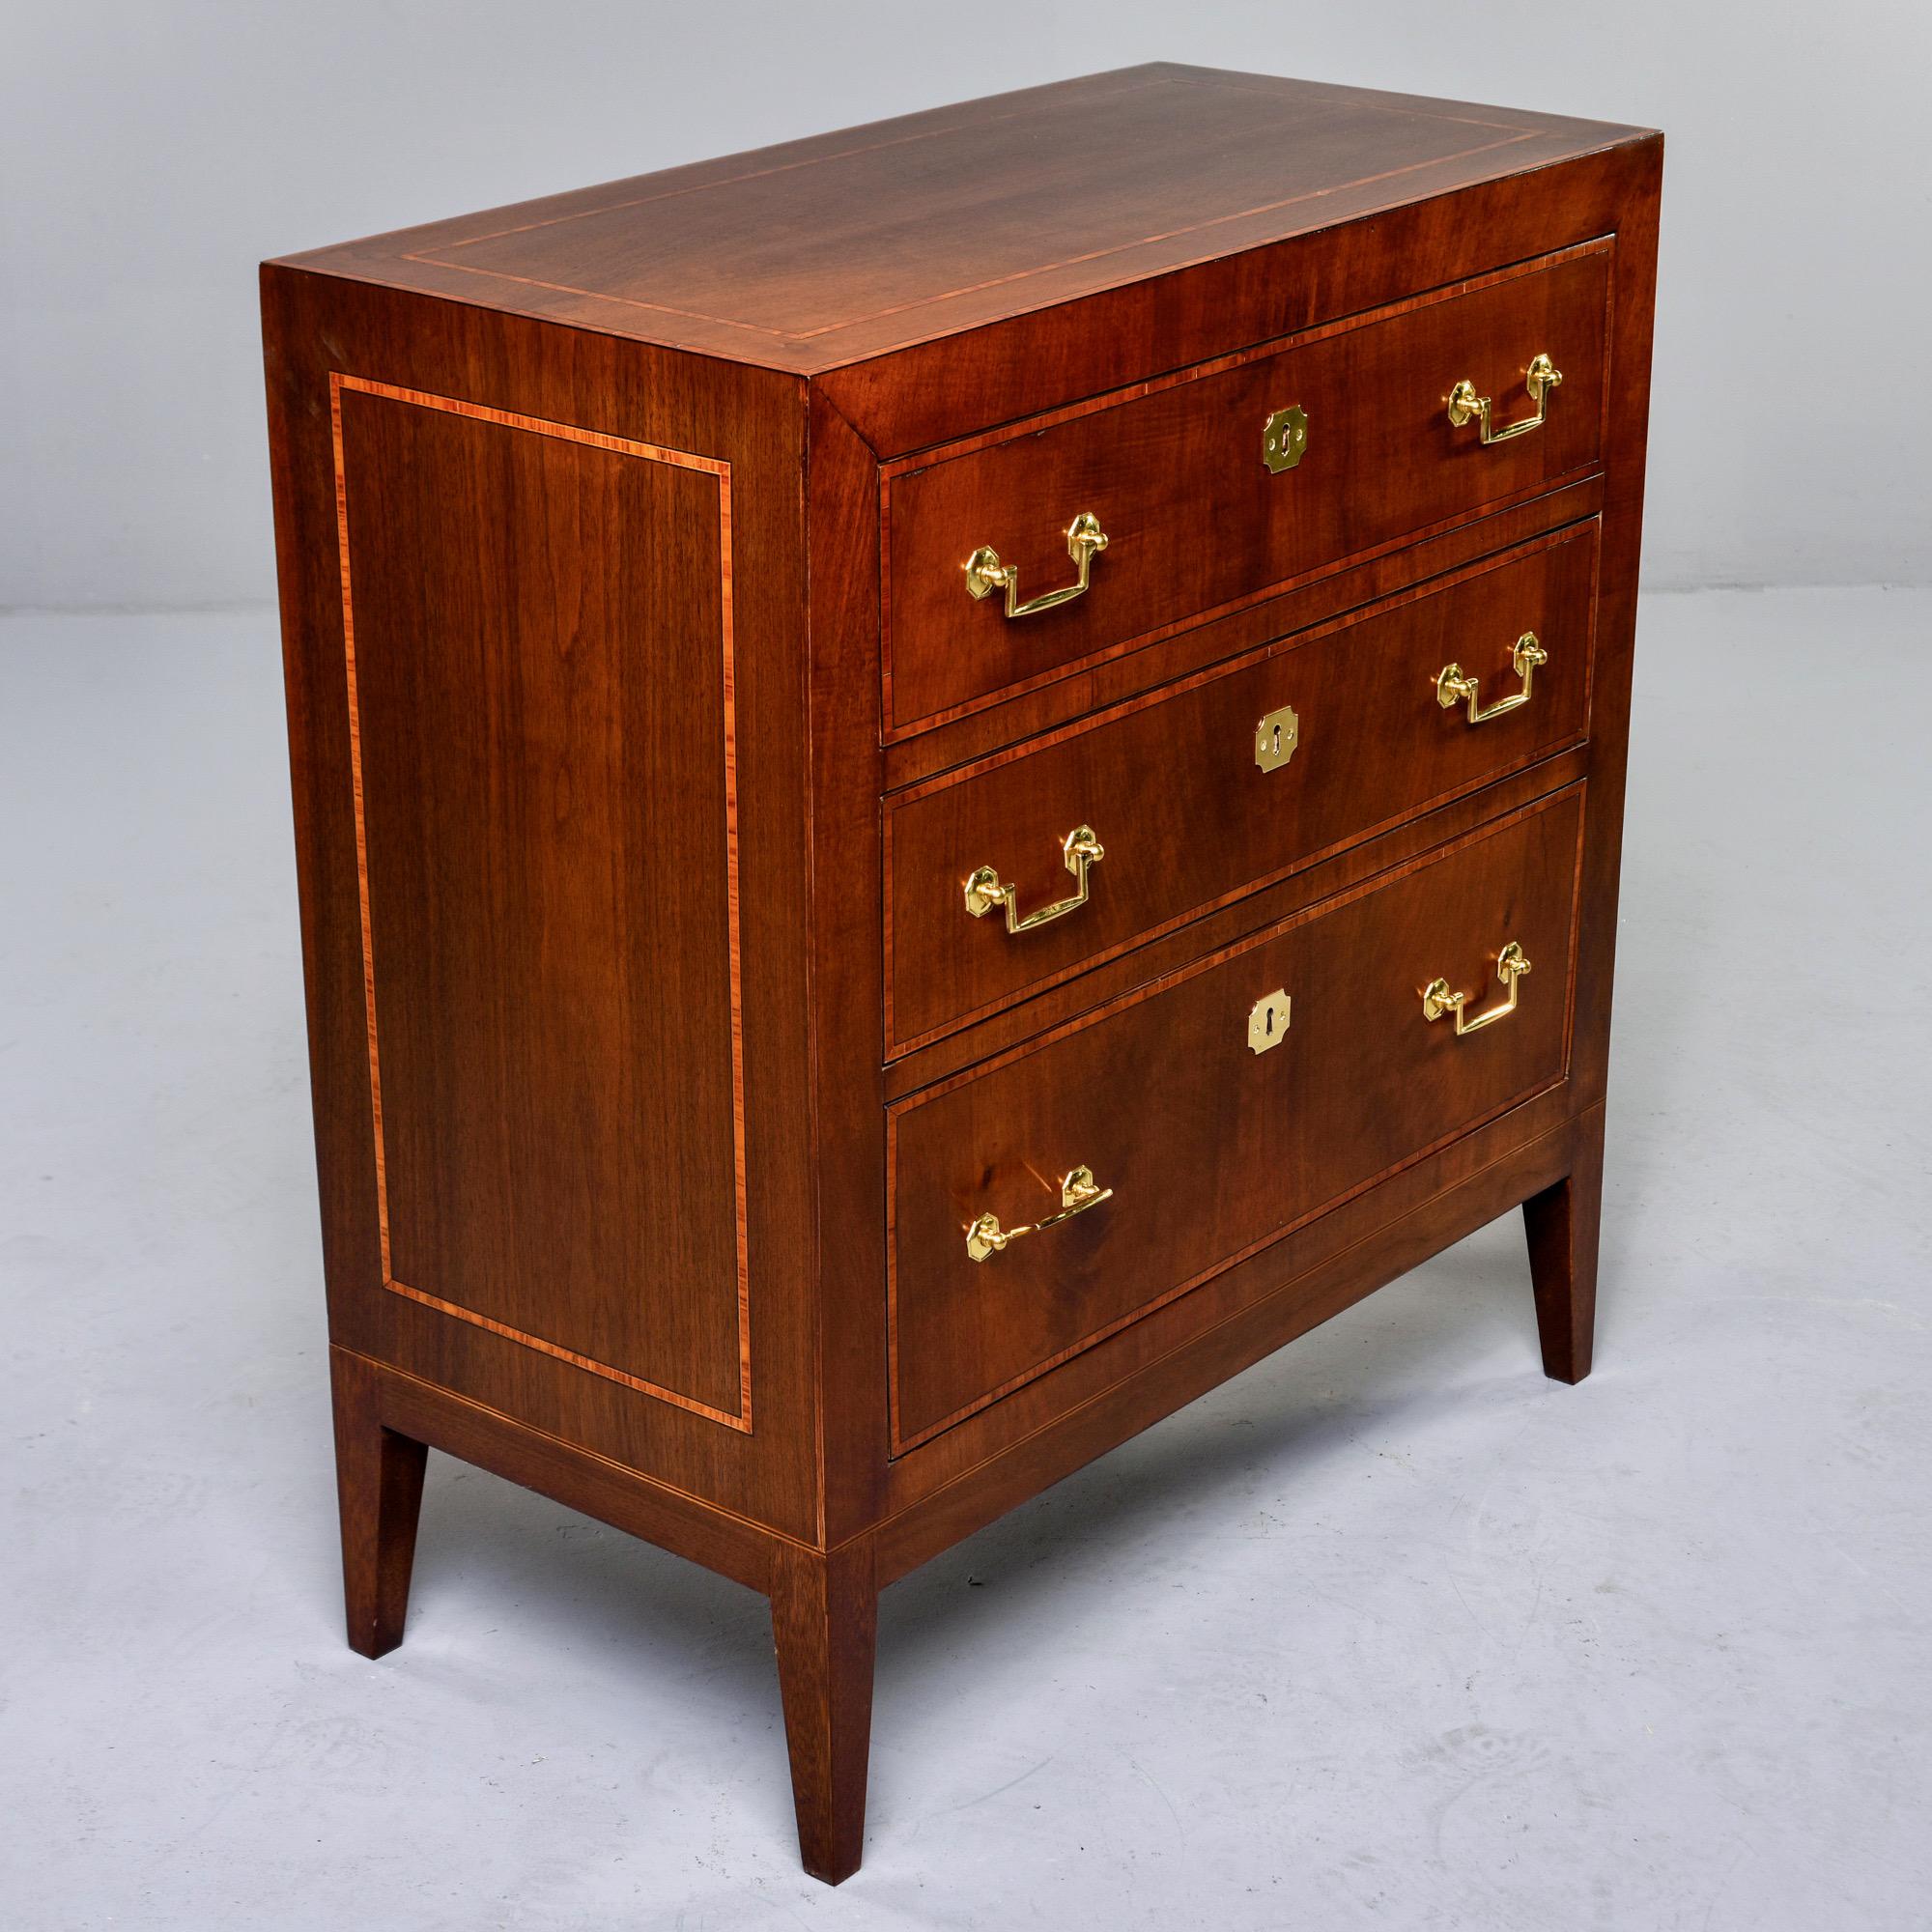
[[771, 1537, 878, 1884]]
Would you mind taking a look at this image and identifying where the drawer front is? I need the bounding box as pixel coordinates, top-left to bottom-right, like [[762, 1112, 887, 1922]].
[[888, 526, 1596, 1049], [885, 244, 1608, 731], [888, 790, 1582, 1450]]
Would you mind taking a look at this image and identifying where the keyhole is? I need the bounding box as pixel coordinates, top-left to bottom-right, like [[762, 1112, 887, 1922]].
[[1270, 724, 1282, 758], [1247, 985, 1290, 1053]]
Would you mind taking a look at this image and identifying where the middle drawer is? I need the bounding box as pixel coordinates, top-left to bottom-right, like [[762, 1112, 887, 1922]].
[[886, 525, 1597, 1051]]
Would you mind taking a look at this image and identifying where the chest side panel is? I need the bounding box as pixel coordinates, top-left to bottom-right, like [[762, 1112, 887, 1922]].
[[333, 380, 747, 1424], [265, 266, 819, 1539]]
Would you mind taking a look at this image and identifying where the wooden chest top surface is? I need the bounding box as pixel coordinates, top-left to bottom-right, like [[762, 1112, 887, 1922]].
[[276, 63, 1651, 371]]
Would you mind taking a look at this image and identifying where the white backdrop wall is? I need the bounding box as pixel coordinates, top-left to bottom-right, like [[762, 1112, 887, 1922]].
[[4, 0, 1927, 611]]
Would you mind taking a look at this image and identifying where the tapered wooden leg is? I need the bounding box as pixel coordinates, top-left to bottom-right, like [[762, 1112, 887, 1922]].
[[771, 1537, 877, 1885], [1523, 1104, 1606, 1384], [329, 1348, 428, 1660]]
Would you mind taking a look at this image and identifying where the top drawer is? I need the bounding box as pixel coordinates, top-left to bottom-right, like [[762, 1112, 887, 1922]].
[[883, 243, 1609, 733]]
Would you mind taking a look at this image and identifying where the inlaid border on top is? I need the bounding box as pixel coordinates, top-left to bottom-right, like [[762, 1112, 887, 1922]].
[[397, 75, 1543, 348], [328, 374, 753, 1433]]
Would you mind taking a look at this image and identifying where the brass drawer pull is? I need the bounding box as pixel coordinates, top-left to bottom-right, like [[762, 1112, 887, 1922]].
[[963, 512, 1109, 618], [1423, 940, 1531, 1035], [964, 825, 1104, 933], [967, 1166, 1113, 1263], [1447, 353, 1563, 443], [1436, 632, 1548, 724]]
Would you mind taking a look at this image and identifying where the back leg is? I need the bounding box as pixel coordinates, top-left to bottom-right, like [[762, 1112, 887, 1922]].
[[329, 1348, 428, 1658]]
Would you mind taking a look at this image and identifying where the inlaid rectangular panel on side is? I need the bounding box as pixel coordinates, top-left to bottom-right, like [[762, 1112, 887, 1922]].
[[330, 377, 750, 1429]]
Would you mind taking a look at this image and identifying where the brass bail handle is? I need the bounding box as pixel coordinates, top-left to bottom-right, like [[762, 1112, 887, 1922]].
[[966, 1165, 1114, 1263], [1436, 632, 1548, 724], [964, 512, 1109, 619], [964, 825, 1104, 933], [1423, 940, 1532, 1036], [1447, 353, 1563, 444]]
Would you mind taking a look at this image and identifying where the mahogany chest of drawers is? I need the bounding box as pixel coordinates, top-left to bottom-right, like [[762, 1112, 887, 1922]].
[[261, 65, 1662, 1883]]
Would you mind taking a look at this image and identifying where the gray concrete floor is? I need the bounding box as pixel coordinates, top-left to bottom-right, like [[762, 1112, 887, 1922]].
[[2, 589, 1927, 1930]]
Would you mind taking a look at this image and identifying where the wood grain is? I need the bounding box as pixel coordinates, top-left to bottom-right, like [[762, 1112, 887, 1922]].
[[277, 65, 1648, 372], [889, 788, 1585, 1450], [265, 264, 821, 1545], [883, 480, 1605, 785], [262, 70, 1662, 1884], [804, 390, 894, 1548], [771, 1539, 877, 1883], [882, 242, 1609, 730], [358, 1347, 789, 1592], [330, 376, 751, 1428], [329, 1345, 429, 1658], [821, 140, 1658, 460], [886, 524, 1598, 1050], [870, 1100, 1588, 1585], [1525, 1097, 1606, 1381]]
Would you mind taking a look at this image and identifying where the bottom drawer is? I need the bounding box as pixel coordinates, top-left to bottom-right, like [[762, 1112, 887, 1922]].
[[888, 788, 1583, 1451]]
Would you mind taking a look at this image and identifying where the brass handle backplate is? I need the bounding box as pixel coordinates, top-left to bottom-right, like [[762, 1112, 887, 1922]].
[[1447, 354, 1563, 443], [967, 1165, 1113, 1262], [1423, 940, 1532, 1036], [964, 825, 1104, 933], [1436, 632, 1548, 724], [964, 512, 1109, 619]]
